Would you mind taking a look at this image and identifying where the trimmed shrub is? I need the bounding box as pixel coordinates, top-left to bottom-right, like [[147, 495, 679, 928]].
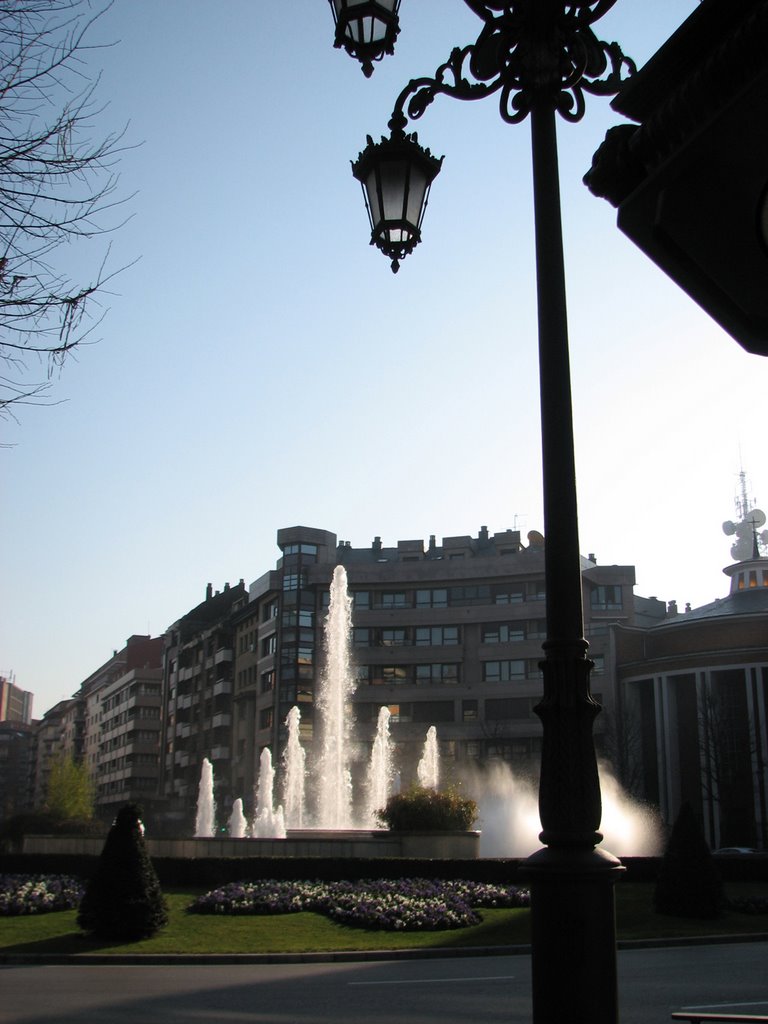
[[654, 802, 724, 919], [77, 803, 168, 941], [376, 785, 478, 832]]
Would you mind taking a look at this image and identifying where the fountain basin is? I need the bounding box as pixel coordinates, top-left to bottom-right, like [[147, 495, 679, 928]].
[[22, 830, 481, 860]]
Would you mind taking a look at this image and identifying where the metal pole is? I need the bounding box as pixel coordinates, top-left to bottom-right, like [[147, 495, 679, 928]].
[[524, 94, 624, 1024]]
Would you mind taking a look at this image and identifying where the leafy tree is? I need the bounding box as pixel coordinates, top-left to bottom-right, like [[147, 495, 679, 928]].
[[77, 802, 168, 940], [0, 0, 127, 421], [45, 752, 94, 820], [654, 801, 724, 919]]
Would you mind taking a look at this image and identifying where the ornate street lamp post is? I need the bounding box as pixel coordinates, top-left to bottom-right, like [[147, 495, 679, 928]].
[[331, 2, 636, 1021], [326, 0, 402, 77]]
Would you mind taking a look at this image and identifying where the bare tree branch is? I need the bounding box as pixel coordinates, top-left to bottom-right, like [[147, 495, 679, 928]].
[[0, 0, 130, 422]]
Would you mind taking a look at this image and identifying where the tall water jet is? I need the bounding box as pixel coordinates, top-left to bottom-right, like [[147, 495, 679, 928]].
[[252, 747, 286, 838], [365, 706, 393, 826], [228, 797, 247, 838], [314, 565, 355, 828], [282, 705, 306, 829], [417, 726, 440, 790], [195, 757, 215, 837]]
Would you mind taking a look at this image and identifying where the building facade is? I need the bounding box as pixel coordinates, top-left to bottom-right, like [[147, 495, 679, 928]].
[[0, 675, 33, 724], [226, 525, 650, 824], [161, 582, 246, 831], [615, 547, 768, 850], [0, 721, 34, 820]]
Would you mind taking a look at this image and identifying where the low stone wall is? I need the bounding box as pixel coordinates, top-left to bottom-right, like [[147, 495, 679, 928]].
[[21, 830, 481, 860]]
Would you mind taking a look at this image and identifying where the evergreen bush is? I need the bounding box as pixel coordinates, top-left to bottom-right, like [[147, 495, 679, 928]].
[[376, 785, 478, 832], [654, 802, 724, 919], [77, 803, 168, 941]]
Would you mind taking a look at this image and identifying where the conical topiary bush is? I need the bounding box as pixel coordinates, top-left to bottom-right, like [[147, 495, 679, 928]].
[[77, 802, 168, 940], [654, 801, 724, 919]]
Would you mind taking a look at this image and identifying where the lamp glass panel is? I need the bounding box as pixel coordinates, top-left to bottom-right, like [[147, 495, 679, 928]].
[[364, 169, 383, 226], [405, 165, 429, 226], [378, 159, 410, 223]]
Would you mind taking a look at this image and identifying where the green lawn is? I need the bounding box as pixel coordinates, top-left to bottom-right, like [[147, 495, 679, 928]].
[[1, 883, 767, 957]]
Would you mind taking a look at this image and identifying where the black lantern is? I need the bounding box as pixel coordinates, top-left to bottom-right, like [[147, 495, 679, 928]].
[[328, 0, 401, 78], [351, 123, 443, 272]]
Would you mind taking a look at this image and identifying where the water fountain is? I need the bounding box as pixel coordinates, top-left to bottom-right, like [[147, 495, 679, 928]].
[[194, 757, 215, 838], [282, 705, 306, 829], [417, 725, 440, 790], [314, 565, 356, 828], [191, 564, 660, 857], [252, 747, 286, 838], [364, 706, 394, 827], [227, 797, 248, 839]]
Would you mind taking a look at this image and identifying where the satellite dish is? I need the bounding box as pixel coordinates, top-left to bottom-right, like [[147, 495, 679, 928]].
[[748, 508, 767, 528], [723, 520, 737, 536], [527, 530, 545, 548]]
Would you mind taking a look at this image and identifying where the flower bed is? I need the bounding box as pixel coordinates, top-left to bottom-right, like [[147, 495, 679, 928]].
[[189, 877, 530, 931], [0, 873, 84, 916]]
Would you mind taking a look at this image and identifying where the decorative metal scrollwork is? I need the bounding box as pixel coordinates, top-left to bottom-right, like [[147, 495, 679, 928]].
[[390, 0, 635, 129]]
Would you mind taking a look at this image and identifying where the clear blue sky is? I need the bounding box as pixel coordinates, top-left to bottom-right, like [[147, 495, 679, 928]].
[[3, 0, 766, 718]]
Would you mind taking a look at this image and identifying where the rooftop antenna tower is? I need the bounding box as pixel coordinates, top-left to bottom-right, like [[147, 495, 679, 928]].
[[723, 469, 768, 560]]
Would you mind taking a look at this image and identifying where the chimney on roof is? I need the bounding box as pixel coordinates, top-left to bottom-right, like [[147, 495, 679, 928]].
[[667, 600, 678, 616], [588, 553, 596, 563], [479, 525, 489, 542], [372, 536, 382, 552], [224, 581, 230, 591], [206, 583, 213, 600], [685, 602, 692, 613]]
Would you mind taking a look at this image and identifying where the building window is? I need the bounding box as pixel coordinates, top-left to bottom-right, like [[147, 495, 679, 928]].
[[526, 619, 546, 639], [462, 699, 478, 722], [283, 542, 318, 558], [482, 623, 524, 644], [486, 697, 533, 720], [380, 628, 407, 647], [259, 708, 273, 729], [590, 585, 622, 611], [494, 585, 525, 604], [483, 660, 525, 682], [376, 591, 408, 609], [526, 580, 546, 600], [415, 663, 459, 684], [368, 665, 408, 685], [412, 701, 454, 723], [262, 600, 278, 622], [261, 634, 277, 657], [416, 588, 448, 608], [353, 628, 371, 647], [352, 590, 370, 609], [449, 585, 491, 606], [526, 659, 543, 680], [415, 626, 459, 646], [387, 702, 411, 723], [283, 609, 314, 628]]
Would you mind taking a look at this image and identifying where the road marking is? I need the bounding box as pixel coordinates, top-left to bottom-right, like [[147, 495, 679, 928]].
[[350, 975, 516, 986]]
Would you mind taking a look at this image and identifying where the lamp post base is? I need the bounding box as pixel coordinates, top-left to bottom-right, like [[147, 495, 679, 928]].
[[524, 844, 625, 1024]]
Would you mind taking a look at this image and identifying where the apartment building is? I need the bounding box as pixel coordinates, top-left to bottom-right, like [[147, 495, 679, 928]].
[[93, 636, 164, 820], [161, 581, 246, 830], [0, 675, 33, 724], [0, 721, 34, 820], [227, 525, 649, 822]]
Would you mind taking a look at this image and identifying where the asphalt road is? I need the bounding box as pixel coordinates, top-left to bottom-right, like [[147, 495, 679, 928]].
[[1, 943, 767, 1024]]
